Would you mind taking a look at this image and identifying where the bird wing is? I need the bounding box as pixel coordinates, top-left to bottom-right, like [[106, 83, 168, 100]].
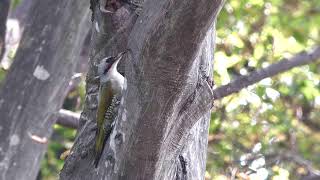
[[94, 81, 114, 167]]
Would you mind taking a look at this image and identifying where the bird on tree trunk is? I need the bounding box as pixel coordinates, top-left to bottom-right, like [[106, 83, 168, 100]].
[[94, 51, 126, 167]]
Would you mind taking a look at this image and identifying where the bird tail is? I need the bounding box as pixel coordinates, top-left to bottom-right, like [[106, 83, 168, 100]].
[[94, 128, 106, 168], [94, 126, 114, 168]]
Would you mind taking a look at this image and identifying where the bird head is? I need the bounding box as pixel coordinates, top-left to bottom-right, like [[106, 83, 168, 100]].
[[98, 51, 126, 76]]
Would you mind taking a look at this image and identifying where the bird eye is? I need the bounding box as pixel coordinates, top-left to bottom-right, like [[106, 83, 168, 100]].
[[105, 57, 113, 63]]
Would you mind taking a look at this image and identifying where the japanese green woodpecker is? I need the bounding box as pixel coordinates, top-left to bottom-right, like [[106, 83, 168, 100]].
[[94, 52, 126, 167]]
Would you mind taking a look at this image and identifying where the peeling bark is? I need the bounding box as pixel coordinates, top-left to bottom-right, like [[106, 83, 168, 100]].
[[0, 0, 90, 179], [61, 0, 224, 179]]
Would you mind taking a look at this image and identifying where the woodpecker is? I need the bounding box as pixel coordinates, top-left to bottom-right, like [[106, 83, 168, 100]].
[[94, 52, 126, 167]]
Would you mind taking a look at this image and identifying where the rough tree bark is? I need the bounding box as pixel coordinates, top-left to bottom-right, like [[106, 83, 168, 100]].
[[0, 0, 89, 179], [61, 0, 224, 179], [0, 0, 10, 60]]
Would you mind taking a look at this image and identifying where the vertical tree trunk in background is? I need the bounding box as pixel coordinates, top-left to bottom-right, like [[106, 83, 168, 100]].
[[61, 0, 224, 179], [0, 0, 89, 179], [1, 0, 35, 70], [0, 0, 10, 60]]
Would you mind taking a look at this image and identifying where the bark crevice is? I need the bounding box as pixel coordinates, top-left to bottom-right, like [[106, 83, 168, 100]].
[[61, 0, 224, 179]]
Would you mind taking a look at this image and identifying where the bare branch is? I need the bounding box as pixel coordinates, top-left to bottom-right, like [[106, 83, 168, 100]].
[[213, 46, 320, 100], [66, 73, 83, 92], [56, 46, 320, 129], [56, 109, 80, 129], [266, 152, 320, 176]]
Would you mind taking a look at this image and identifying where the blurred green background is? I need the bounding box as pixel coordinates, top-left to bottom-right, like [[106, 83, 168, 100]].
[[1, 0, 319, 179], [207, 0, 320, 179]]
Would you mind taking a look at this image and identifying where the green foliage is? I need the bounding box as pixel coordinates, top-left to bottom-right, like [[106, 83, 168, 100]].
[[11, 0, 21, 9], [40, 125, 77, 180], [39, 79, 85, 179], [1, 0, 319, 179], [0, 68, 6, 86], [207, 0, 320, 179]]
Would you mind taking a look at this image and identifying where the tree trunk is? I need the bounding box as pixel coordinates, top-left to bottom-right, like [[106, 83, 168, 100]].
[[1, 0, 33, 69], [0, 0, 10, 60], [61, 0, 224, 179], [0, 0, 89, 179]]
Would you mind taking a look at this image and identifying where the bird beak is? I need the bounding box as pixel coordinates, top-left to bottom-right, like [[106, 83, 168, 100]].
[[115, 51, 127, 62]]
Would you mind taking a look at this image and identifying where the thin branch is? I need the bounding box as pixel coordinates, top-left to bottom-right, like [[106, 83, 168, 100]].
[[297, 105, 320, 132], [213, 46, 320, 100], [55, 47, 320, 130], [265, 152, 320, 176], [55, 47, 320, 128], [56, 109, 80, 129], [66, 73, 83, 92]]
